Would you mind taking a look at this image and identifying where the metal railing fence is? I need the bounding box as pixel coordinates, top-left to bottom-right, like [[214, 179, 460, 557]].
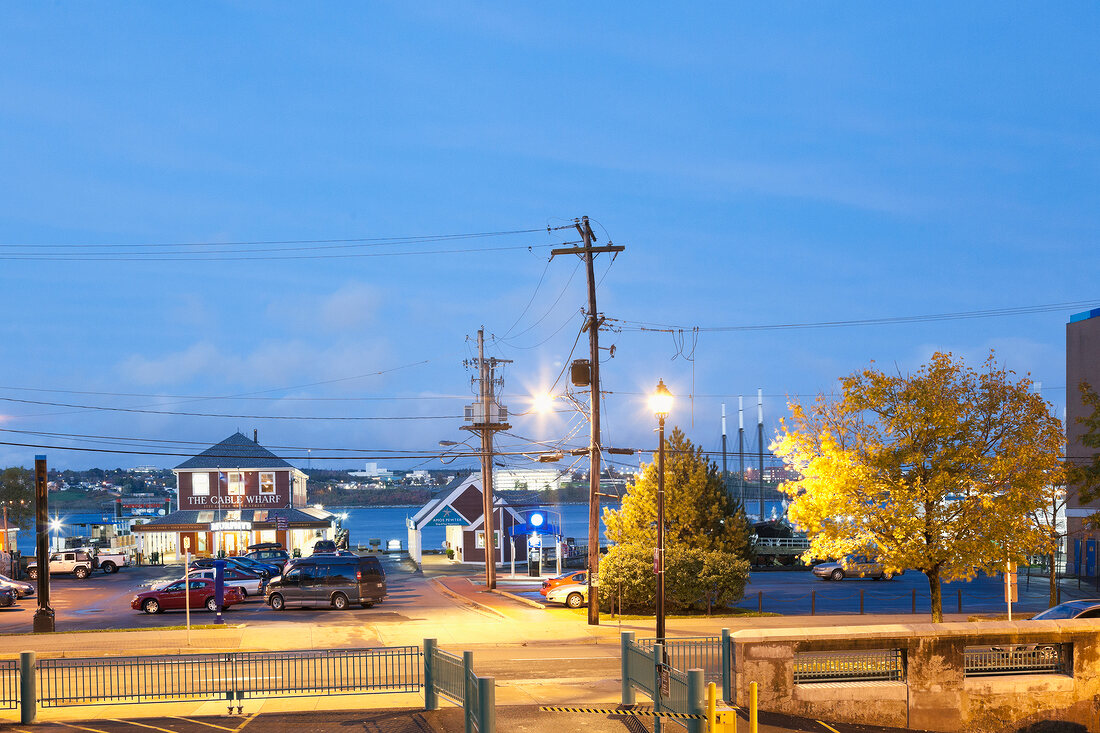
[[37, 647, 420, 708], [429, 645, 466, 704], [636, 636, 722, 684], [233, 648, 420, 698], [424, 640, 494, 733], [663, 665, 693, 729], [964, 644, 1070, 677], [623, 635, 656, 698], [793, 649, 905, 684], [0, 659, 17, 710], [620, 633, 706, 733]]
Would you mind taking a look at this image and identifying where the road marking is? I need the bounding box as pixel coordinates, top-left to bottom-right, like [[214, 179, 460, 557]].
[[112, 719, 177, 733], [55, 723, 112, 733], [817, 721, 842, 733], [232, 713, 258, 732], [169, 718, 236, 731]]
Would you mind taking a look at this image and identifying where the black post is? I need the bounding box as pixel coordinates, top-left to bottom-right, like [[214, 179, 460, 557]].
[[656, 412, 666, 643], [32, 455, 54, 632]]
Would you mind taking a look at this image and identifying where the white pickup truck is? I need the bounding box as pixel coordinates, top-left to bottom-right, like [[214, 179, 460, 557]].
[[93, 549, 130, 574]]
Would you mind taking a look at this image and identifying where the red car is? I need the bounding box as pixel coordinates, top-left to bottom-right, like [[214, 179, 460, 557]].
[[131, 577, 245, 614], [540, 571, 587, 597]]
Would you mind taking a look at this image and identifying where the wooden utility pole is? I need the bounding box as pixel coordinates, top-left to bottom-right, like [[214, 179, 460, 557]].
[[462, 328, 511, 590], [33, 454, 54, 632], [551, 215, 624, 626]]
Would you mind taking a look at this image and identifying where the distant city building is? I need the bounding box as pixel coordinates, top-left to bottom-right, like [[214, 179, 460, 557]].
[[350, 462, 396, 480], [492, 468, 567, 493], [1066, 308, 1100, 571]]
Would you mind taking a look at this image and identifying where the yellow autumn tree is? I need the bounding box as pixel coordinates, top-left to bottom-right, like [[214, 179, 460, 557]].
[[772, 351, 1063, 622]]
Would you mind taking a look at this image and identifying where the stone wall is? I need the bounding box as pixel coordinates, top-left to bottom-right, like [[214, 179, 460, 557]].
[[731, 620, 1100, 732]]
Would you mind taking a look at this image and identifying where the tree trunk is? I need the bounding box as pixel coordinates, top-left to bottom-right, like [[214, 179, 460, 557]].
[[1049, 552, 1059, 607], [927, 568, 943, 622]]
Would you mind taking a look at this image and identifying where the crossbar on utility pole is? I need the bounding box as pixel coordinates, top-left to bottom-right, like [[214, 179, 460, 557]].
[[461, 328, 511, 590], [551, 216, 625, 626]]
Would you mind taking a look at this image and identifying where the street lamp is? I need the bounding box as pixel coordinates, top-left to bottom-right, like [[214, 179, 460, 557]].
[[49, 517, 62, 553], [651, 379, 673, 643]]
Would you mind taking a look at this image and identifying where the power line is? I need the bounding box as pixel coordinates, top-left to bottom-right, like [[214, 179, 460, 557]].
[[0, 227, 568, 249], [0, 396, 463, 421], [0, 242, 569, 262], [0, 386, 470, 402], [610, 299, 1100, 333], [0, 439, 556, 461]]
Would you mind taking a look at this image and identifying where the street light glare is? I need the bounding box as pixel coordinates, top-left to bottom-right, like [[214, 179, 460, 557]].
[[49, 519, 62, 531], [532, 393, 556, 414], [650, 379, 673, 417]]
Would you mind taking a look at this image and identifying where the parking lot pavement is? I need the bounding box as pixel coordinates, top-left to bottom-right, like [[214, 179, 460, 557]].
[[0, 555, 418, 634]]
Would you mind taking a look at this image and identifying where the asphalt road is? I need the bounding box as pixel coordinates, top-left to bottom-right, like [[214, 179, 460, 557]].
[[3, 707, 940, 733], [527, 566, 1090, 616], [3, 558, 1085, 636]]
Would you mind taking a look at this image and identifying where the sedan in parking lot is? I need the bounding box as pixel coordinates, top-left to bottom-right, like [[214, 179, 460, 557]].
[[545, 582, 588, 609], [189, 557, 274, 578], [540, 571, 587, 597], [131, 578, 245, 614], [1030, 599, 1100, 620], [0, 588, 13, 608], [812, 556, 899, 581], [188, 567, 265, 598], [0, 573, 34, 599]]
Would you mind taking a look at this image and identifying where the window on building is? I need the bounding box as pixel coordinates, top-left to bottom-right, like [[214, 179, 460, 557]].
[[475, 530, 501, 549], [228, 472, 244, 495], [192, 473, 210, 496], [260, 472, 275, 495]]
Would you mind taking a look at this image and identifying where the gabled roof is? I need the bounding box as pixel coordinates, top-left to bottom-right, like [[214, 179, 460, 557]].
[[174, 432, 296, 471], [132, 506, 331, 531]]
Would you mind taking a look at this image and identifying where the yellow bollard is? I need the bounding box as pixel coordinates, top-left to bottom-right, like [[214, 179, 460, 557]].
[[749, 681, 758, 733], [707, 682, 717, 732]]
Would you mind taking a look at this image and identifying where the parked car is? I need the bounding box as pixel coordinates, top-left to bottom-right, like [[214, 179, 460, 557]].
[[266, 555, 386, 611], [1030, 599, 1100, 620], [0, 588, 14, 608], [310, 540, 338, 555], [189, 556, 272, 578], [27, 550, 95, 580], [812, 556, 899, 581], [131, 578, 245, 614], [540, 571, 587, 597], [545, 582, 587, 609], [0, 573, 35, 599], [188, 567, 266, 598], [229, 555, 281, 577], [246, 548, 290, 565]]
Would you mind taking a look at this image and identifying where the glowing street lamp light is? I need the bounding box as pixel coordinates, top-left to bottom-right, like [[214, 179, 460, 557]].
[[532, 393, 556, 414], [650, 379, 673, 418], [652, 379, 673, 643], [49, 517, 62, 552]]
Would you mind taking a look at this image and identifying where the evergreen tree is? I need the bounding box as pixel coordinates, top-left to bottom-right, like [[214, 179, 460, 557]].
[[603, 427, 752, 558]]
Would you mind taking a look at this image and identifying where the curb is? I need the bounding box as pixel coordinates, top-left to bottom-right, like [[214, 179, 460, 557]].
[[491, 589, 546, 610], [429, 577, 507, 619]]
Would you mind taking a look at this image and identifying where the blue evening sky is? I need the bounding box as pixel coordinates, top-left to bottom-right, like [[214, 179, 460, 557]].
[[1, 3, 1097, 470]]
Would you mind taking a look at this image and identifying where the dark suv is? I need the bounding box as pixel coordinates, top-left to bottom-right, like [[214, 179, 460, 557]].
[[266, 555, 386, 611]]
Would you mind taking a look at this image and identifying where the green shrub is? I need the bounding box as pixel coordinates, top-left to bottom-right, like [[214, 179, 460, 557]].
[[598, 543, 749, 615]]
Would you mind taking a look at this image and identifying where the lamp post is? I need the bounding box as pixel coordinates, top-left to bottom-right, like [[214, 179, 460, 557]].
[[651, 379, 673, 643]]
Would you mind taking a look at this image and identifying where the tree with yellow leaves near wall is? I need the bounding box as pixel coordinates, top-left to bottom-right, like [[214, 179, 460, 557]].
[[772, 352, 1064, 622]]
